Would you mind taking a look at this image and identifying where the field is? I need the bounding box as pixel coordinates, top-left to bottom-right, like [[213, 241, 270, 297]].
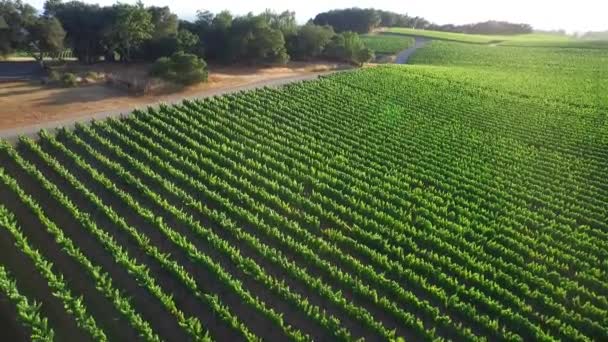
[[1, 33, 608, 341], [383, 27, 598, 46], [361, 33, 414, 54], [408, 40, 608, 107]]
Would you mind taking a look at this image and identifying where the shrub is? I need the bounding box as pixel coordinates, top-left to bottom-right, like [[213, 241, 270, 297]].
[[60, 72, 78, 87], [150, 52, 208, 85], [47, 70, 61, 82], [356, 47, 375, 64], [150, 57, 172, 77]]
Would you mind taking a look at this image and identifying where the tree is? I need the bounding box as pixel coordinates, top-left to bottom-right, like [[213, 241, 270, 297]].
[[227, 14, 288, 65], [0, 1, 65, 63], [0, 0, 37, 55], [180, 9, 231, 61], [150, 51, 208, 85], [148, 6, 178, 39], [287, 23, 335, 60], [313, 8, 380, 33], [105, 2, 153, 61], [429, 20, 533, 35], [45, 0, 108, 63], [26, 16, 65, 65], [195, 10, 214, 31], [356, 46, 374, 65], [212, 10, 233, 31], [325, 31, 372, 65], [42, 0, 61, 15], [0, 15, 10, 55], [137, 5, 180, 61], [261, 9, 297, 36], [176, 29, 199, 54]]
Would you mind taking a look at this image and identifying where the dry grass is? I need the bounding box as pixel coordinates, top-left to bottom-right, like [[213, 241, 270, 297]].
[[0, 61, 350, 131]]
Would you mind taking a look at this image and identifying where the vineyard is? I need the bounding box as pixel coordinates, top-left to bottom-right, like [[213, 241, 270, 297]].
[[1, 39, 607, 341], [361, 33, 415, 54], [408, 40, 608, 107], [382, 27, 608, 47]]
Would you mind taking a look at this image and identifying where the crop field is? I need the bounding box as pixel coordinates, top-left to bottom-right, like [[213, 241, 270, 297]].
[[385, 27, 608, 49], [409, 40, 608, 107], [383, 27, 514, 44], [1, 37, 608, 342], [361, 33, 414, 54]]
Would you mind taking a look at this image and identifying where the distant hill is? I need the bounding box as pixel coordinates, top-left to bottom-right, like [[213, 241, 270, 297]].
[[582, 31, 608, 40]]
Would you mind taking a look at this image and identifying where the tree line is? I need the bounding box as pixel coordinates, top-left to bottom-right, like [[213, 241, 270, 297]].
[[1, 1, 536, 70], [313, 8, 532, 35], [0, 0, 374, 67], [430, 21, 533, 35]]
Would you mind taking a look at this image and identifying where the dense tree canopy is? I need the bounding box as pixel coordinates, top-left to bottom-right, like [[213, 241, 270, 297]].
[[313, 8, 532, 35], [313, 8, 380, 33], [105, 2, 153, 62], [26, 16, 66, 63], [45, 1, 108, 63], [2, 2, 537, 69], [286, 23, 335, 60], [226, 13, 289, 64], [325, 31, 374, 65], [0, 0, 38, 55], [148, 6, 178, 39], [0, 0, 65, 63], [430, 21, 533, 35]]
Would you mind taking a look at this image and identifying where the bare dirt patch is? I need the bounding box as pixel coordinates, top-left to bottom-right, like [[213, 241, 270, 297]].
[[0, 61, 347, 131]]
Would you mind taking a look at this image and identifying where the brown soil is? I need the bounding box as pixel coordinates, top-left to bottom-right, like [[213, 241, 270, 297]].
[[0, 61, 346, 131]]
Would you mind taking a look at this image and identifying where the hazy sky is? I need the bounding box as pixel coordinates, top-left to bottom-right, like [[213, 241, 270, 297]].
[[26, 0, 607, 33]]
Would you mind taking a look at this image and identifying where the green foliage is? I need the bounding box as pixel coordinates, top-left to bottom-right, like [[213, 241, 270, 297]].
[[138, 35, 178, 61], [360, 33, 414, 54], [409, 40, 608, 107], [432, 20, 532, 35], [385, 27, 502, 43], [176, 28, 199, 54], [287, 23, 335, 60], [26, 16, 66, 63], [135, 6, 180, 61], [0, 264, 55, 341], [148, 6, 178, 39], [325, 31, 373, 65], [59, 72, 77, 87], [45, 0, 108, 63], [150, 51, 208, 85], [1, 41, 608, 342], [227, 14, 289, 65], [260, 9, 297, 36], [313, 8, 381, 33], [0, 0, 43, 55], [105, 1, 153, 61], [356, 46, 374, 63], [179, 10, 292, 65], [3, 7, 608, 342], [385, 27, 586, 46]]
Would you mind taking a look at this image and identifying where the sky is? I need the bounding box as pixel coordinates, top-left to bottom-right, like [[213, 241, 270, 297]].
[[26, 0, 608, 33]]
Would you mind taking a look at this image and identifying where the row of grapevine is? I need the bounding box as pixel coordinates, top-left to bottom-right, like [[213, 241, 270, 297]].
[[0, 61, 606, 341]]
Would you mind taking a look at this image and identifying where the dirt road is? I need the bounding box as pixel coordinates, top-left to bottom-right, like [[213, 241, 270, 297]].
[[0, 71, 338, 143], [395, 37, 431, 64]]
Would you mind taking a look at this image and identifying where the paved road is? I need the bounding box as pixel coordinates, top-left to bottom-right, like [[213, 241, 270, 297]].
[[0, 62, 44, 81], [395, 37, 431, 64], [0, 70, 342, 144]]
